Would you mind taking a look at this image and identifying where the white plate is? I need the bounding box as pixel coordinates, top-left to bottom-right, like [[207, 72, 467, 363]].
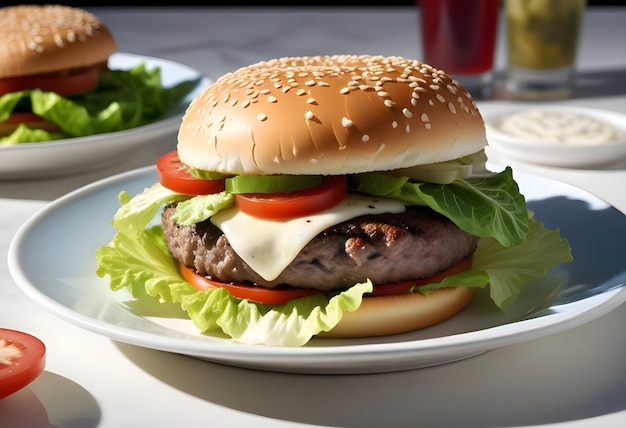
[[0, 53, 211, 180], [8, 167, 626, 374], [485, 106, 626, 168]]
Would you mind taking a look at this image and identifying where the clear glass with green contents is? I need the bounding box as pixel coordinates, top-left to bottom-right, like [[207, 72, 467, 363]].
[[505, 0, 586, 99]]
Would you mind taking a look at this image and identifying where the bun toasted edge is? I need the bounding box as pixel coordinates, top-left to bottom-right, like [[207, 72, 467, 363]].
[[320, 286, 477, 338]]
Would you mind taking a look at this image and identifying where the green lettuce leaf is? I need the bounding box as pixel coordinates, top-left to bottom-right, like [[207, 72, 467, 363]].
[[416, 212, 573, 310], [172, 192, 234, 226], [0, 62, 200, 145], [0, 124, 66, 144], [349, 167, 528, 247], [112, 183, 191, 234]]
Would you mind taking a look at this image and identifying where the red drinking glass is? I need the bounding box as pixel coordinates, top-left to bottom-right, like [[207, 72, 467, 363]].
[[419, 0, 500, 97]]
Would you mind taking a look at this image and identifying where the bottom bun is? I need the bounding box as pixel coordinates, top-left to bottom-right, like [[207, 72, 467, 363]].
[[320, 286, 477, 338]]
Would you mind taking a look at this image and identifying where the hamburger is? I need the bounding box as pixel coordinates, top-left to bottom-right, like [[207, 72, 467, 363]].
[[0, 4, 197, 144], [96, 55, 572, 346], [0, 4, 116, 138]]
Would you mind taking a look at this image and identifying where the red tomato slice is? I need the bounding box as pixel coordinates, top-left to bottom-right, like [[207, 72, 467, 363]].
[[0, 329, 46, 399], [2, 113, 44, 124], [179, 255, 473, 305], [234, 175, 347, 220], [179, 263, 320, 305], [0, 113, 62, 137], [370, 255, 474, 296], [157, 151, 226, 195], [0, 66, 99, 97]]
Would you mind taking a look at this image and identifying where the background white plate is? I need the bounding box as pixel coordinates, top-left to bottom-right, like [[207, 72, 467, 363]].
[[0, 53, 210, 180], [485, 105, 626, 168], [8, 167, 626, 374]]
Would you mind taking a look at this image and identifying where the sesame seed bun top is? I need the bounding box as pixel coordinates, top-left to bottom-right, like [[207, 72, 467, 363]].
[[177, 55, 487, 176], [0, 4, 116, 79]]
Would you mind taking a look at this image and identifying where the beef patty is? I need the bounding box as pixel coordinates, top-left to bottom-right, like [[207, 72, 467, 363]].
[[161, 205, 479, 292]]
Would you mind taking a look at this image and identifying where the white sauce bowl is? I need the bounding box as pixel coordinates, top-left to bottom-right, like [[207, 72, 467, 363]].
[[485, 106, 626, 168]]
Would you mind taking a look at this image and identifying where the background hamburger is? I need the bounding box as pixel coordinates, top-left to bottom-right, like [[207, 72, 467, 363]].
[[0, 4, 197, 144], [96, 55, 572, 347]]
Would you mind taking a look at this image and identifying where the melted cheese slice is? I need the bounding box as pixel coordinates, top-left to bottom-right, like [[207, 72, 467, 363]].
[[210, 194, 406, 281]]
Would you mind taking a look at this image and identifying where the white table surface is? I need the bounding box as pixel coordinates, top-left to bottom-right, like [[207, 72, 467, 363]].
[[1, 6, 625, 428]]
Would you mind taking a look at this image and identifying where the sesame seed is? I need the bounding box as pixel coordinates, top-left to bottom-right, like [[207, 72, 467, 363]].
[[402, 108, 413, 118], [306, 97, 317, 104], [448, 103, 456, 114], [362, 135, 370, 142], [305, 111, 314, 120], [384, 100, 395, 108], [267, 96, 277, 103], [257, 113, 267, 121], [342, 117, 353, 128]]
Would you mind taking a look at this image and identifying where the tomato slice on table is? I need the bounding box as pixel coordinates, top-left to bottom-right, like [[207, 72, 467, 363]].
[[234, 175, 347, 220], [0, 66, 100, 97], [0, 328, 46, 399], [179, 263, 320, 305], [157, 151, 226, 195]]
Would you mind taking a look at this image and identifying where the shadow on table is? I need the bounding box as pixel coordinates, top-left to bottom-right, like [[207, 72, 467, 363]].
[[115, 322, 626, 428], [0, 372, 100, 428], [491, 67, 626, 101], [574, 67, 626, 99]]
